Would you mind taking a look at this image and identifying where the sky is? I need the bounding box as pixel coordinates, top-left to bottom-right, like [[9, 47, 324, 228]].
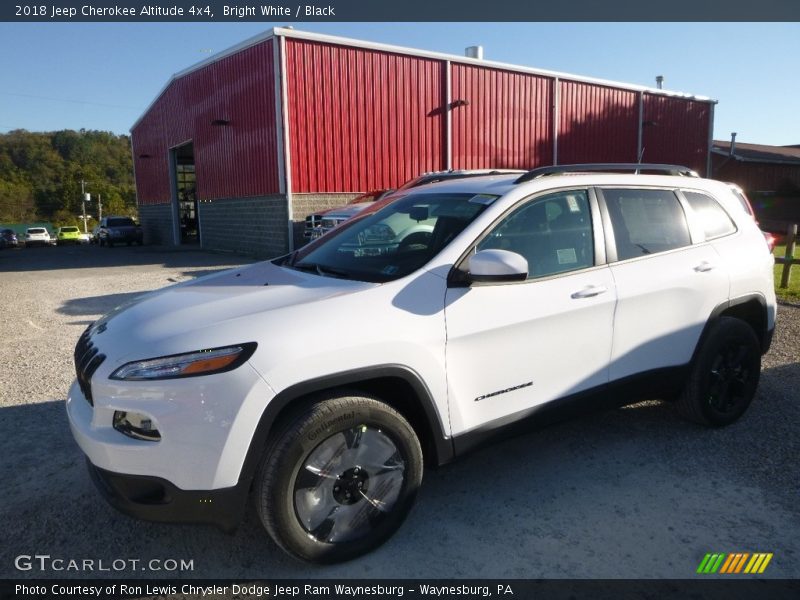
[[0, 22, 798, 146]]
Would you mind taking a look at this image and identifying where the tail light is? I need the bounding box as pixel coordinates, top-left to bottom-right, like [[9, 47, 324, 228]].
[[762, 231, 777, 253]]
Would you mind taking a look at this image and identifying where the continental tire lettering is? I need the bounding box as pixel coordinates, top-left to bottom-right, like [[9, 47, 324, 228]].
[[306, 412, 356, 442]]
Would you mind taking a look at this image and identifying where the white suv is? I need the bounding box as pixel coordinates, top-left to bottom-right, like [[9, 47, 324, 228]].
[[67, 164, 776, 563]]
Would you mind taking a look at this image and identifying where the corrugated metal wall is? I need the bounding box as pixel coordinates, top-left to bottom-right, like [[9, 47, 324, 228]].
[[557, 81, 639, 165], [451, 64, 553, 170], [712, 157, 800, 193], [286, 39, 446, 193], [132, 39, 279, 205], [134, 33, 717, 206], [641, 94, 711, 175]]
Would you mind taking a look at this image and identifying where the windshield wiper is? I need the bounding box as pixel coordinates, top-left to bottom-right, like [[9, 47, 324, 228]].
[[293, 262, 351, 279]]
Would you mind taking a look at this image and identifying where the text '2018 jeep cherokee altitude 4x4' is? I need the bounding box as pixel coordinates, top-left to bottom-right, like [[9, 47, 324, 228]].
[[67, 164, 776, 563]]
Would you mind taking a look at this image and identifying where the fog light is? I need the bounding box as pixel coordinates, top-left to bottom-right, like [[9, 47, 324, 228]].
[[113, 411, 161, 441]]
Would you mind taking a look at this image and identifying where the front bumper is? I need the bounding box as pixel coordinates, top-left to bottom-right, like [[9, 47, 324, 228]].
[[86, 460, 247, 532], [66, 359, 275, 490]]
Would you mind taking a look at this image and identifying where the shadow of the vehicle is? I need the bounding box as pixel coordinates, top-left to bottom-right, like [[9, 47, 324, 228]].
[[2, 362, 797, 579]]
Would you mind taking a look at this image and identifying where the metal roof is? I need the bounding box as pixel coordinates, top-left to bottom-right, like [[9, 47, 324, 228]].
[[712, 141, 800, 165], [132, 27, 717, 131]]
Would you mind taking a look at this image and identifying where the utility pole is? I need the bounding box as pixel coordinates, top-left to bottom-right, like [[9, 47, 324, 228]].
[[98, 193, 103, 222], [80, 179, 88, 233]]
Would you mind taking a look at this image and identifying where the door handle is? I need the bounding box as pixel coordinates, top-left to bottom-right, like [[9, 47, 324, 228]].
[[694, 262, 716, 272], [571, 285, 608, 299]]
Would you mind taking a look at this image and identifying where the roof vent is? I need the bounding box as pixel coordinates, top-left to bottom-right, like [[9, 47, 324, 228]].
[[465, 46, 484, 60], [655, 75, 664, 89], [730, 132, 737, 156]]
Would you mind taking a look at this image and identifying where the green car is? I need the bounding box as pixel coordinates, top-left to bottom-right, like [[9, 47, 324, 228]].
[[55, 226, 81, 245]]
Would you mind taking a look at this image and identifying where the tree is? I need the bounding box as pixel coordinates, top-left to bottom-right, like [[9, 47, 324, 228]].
[[0, 129, 135, 225]]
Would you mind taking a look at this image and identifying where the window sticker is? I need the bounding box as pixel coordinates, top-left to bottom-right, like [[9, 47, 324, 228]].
[[566, 196, 581, 213], [557, 248, 578, 264]]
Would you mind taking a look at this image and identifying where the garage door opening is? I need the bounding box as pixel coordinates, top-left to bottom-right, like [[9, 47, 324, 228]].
[[172, 142, 199, 244]]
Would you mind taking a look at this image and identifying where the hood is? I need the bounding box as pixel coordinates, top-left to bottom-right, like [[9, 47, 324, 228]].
[[91, 260, 375, 361]]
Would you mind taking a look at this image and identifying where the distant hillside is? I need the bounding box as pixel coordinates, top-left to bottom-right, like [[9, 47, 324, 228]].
[[0, 129, 136, 228]]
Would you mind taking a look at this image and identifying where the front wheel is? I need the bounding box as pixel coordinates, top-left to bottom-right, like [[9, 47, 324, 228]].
[[254, 394, 423, 563], [676, 317, 761, 426]]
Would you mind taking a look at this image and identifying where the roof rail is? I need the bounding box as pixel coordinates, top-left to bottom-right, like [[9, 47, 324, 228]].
[[514, 163, 700, 184]]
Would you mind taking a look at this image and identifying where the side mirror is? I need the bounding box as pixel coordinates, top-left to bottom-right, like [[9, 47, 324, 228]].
[[467, 249, 528, 283]]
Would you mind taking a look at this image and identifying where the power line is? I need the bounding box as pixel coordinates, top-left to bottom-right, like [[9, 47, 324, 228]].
[[1, 92, 142, 111]]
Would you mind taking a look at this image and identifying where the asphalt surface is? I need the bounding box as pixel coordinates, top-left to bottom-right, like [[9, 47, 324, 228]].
[[0, 244, 798, 580]]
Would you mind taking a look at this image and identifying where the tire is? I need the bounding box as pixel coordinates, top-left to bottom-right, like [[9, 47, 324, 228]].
[[254, 394, 423, 563], [676, 317, 761, 426]]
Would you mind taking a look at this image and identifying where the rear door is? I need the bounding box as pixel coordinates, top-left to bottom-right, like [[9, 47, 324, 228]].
[[444, 188, 617, 435], [598, 187, 729, 381]]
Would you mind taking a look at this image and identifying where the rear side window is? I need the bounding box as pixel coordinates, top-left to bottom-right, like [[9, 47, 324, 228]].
[[603, 189, 691, 261], [683, 191, 737, 240]]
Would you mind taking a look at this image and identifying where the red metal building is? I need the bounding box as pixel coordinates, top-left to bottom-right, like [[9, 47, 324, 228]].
[[131, 28, 716, 256], [712, 140, 800, 194]]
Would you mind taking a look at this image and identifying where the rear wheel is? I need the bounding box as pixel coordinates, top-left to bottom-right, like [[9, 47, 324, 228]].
[[254, 394, 423, 563], [677, 317, 761, 426]]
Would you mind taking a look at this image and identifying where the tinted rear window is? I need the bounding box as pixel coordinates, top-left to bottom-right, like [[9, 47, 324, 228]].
[[27, 228, 46, 234], [603, 189, 691, 261], [61, 227, 79, 233], [108, 218, 135, 227]]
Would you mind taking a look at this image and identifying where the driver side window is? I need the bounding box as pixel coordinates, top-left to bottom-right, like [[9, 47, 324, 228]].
[[477, 190, 594, 279]]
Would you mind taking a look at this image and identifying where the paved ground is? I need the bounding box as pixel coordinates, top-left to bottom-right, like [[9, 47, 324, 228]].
[[1, 244, 798, 579]]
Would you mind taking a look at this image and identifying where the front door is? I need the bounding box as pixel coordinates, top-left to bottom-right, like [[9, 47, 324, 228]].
[[444, 189, 617, 436]]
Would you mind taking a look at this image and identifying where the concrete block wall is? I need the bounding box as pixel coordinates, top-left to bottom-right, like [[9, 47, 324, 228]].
[[198, 195, 289, 258], [138, 203, 175, 245]]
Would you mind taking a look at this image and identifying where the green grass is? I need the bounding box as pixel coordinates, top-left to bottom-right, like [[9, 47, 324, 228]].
[[774, 243, 800, 303]]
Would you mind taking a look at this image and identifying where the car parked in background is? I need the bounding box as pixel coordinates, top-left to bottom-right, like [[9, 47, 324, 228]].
[[23, 227, 52, 247], [0, 228, 19, 249], [303, 170, 526, 240], [304, 190, 392, 240], [396, 168, 526, 191], [89, 225, 101, 244], [96, 216, 143, 247], [55, 226, 82, 245], [725, 182, 779, 251]]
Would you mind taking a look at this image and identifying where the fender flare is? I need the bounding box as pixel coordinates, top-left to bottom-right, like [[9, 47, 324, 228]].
[[236, 364, 454, 489]]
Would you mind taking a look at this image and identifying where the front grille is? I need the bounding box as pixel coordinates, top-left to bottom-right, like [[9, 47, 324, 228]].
[[74, 328, 106, 406], [304, 214, 324, 237]]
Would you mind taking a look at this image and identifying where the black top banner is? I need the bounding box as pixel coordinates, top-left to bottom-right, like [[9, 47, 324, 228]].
[[3, 0, 800, 22]]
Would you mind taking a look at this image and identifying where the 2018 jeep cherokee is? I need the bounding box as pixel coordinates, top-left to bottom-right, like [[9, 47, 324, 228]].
[[67, 164, 776, 563]]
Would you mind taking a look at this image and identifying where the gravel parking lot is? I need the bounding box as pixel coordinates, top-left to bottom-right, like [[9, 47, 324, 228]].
[[1, 245, 798, 579]]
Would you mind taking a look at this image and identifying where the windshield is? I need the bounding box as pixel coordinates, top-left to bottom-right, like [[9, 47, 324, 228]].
[[108, 218, 135, 227], [283, 192, 497, 283]]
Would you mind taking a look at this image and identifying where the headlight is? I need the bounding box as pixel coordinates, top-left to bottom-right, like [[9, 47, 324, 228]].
[[110, 343, 256, 381]]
